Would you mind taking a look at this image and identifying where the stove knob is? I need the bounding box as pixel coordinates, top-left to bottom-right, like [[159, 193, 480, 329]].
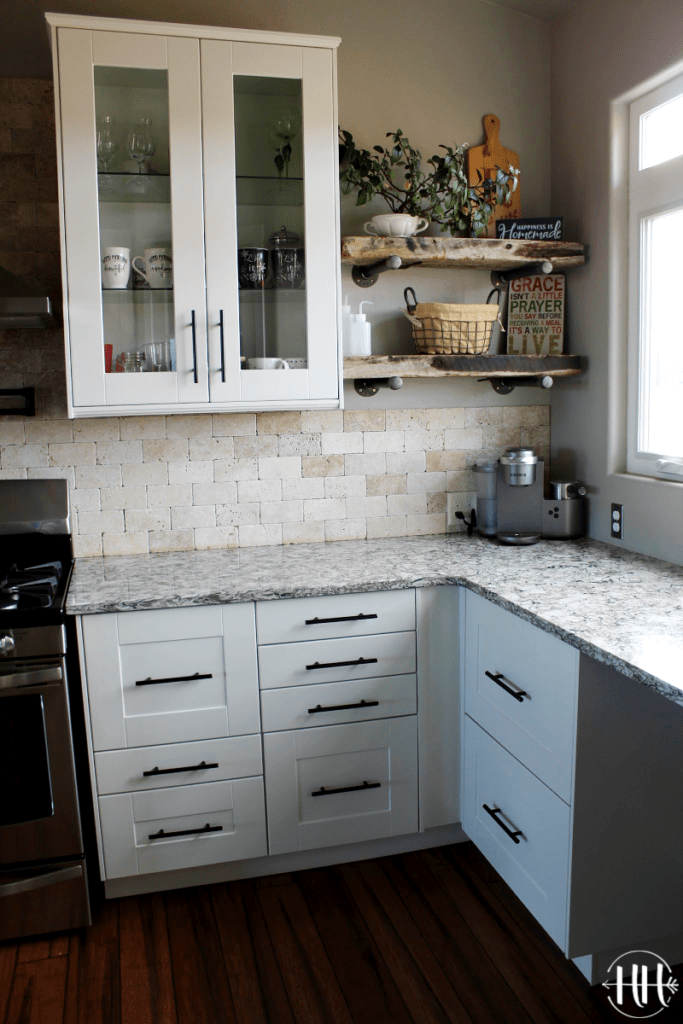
[[0, 634, 15, 656]]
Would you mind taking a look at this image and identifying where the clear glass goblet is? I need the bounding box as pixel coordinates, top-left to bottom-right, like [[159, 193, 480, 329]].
[[267, 108, 301, 178], [96, 115, 119, 172], [126, 118, 155, 174]]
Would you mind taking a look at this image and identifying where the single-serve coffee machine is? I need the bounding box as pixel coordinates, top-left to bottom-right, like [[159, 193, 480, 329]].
[[474, 448, 586, 545]]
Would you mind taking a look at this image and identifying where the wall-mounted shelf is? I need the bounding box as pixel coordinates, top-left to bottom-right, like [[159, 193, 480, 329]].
[[341, 236, 585, 271], [345, 354, 583, 396]]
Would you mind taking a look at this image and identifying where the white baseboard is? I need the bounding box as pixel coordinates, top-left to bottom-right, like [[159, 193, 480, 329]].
[[104, 823, 468, 899]]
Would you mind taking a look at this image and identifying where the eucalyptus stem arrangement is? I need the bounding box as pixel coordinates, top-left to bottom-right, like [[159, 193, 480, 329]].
[[339, 129, 519, 237]]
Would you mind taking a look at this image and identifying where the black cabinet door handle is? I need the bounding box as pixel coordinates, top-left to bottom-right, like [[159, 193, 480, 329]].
[[485, 670, 527, 702], [190, 309, 198, 383], [483, 803, 524, 844], [135, 671, 213, 687], [304, 613, 378, 625], [308, 699, 379, 714], [143, 760, 219, 777], [148, 822, 223, 841], [312, 780, 381, 798], [218, 309, 225, 382], [306, 657, 378, 671]]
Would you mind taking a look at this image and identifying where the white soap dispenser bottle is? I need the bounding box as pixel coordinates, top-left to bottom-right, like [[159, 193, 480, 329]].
[[341, 294, 354, 356], [350, 300, 373, 356]]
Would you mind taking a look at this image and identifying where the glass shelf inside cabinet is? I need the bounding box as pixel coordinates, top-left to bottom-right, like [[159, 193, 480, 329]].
[[236, 176, 303, 207], [98, 173, 171, 204], [101, 288, 173, 294]]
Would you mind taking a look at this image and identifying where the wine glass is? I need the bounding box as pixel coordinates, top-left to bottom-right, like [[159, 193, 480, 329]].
[[267, 108, 301, 178], [96, 116, 119, 172], [126, 118, 155, 174]]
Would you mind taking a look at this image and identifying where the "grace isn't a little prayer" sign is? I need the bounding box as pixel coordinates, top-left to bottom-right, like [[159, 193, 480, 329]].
[[506, 274, 565, 355]]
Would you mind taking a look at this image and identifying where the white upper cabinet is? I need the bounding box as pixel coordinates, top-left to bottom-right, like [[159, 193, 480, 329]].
[[48, 15, 341, 417]]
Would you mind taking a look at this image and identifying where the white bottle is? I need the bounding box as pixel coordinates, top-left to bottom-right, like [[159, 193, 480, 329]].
[[341, 294, 354, 356], [350, 300, 373, 356]]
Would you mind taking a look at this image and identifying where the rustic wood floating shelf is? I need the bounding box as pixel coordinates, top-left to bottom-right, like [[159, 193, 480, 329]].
[[345, 354, 583, 396], [341, 236, 585, 272]]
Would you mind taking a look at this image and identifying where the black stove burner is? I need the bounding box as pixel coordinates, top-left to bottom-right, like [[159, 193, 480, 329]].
[[0, 560, 63, 611]]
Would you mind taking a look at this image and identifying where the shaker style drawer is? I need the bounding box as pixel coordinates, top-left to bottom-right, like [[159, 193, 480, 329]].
[[462, 716, 570, 952], [98, 776, 267, 879], [464, 591, 579, 803], [81, 604, 260, 750], [260, 674, 417, 732], [256, 589, 415, 644], [264, 717, 417, 856], [94, 734, 263, 795], [258, 631, 416, 691]]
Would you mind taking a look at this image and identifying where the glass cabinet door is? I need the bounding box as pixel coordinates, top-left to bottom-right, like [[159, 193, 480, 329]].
[[202, 41, 339, 407], [57, 29, 207, 411]]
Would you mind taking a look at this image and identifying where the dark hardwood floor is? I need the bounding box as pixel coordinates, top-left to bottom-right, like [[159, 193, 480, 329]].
[[1, 842, 678, 1023]]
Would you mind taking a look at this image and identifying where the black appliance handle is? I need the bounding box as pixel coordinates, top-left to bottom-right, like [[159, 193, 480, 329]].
[[135, 672, 213, 687], [0, 666, 63, 691], [0, 863, 82, 898]]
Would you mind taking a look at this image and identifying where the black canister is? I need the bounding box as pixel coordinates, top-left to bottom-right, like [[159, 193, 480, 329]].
[[268, 225, 305, 289], [238, 247, 268, 289]]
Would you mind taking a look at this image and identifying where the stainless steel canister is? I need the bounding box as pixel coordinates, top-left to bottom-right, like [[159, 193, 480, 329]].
[[499, 447, 538, 486], [474, 461, 497, 536]]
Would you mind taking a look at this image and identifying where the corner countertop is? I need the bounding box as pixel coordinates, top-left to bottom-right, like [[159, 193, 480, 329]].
[[66, 535, 683, 708]]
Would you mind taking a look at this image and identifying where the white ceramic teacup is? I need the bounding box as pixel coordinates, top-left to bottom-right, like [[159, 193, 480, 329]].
[[132, 247, 172, 289], [101, 246, 130, 289], [364, 214, 429, 237], [246, 358, 290, 370]]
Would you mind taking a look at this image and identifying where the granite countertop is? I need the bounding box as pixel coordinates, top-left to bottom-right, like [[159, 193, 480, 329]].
[[66, 535, 683, 708]]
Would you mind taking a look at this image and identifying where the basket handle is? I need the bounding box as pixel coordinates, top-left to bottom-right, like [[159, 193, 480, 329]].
[[486, 287, 506, 332], [404, 287, 418, 313]]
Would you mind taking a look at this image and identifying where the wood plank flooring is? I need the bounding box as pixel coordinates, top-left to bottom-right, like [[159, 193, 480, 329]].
[[0, 842, 678, 1023]]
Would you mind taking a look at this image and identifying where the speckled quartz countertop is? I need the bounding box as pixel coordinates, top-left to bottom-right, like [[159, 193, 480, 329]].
[[66, 535, 683, 707]]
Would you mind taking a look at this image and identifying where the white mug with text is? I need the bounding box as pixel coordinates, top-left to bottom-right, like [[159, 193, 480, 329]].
[[101, 247, 130, 289], [132, 247, 173, 289], [246, 358, 290, 370]]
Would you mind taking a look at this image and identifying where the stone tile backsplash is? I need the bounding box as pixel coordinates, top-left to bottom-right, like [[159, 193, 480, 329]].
[[0, 76, 551, 556], [0, 408, 550, 556]]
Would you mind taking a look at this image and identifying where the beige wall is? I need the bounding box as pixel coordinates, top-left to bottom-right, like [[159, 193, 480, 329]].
[[0, 1, 557, 555], [549, 0, 683, 564]]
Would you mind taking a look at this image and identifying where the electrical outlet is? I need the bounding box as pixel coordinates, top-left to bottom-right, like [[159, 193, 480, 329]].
[[447, 492, 476, 532], [611, 502, 624, 540]]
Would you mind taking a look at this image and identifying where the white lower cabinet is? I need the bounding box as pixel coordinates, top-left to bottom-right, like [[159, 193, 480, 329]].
[[263, 717, 418, 855], [99, 776, 267, 878]]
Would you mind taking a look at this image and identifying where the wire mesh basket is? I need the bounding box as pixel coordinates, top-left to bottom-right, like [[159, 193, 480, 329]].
[[403, 287, 502, 355]]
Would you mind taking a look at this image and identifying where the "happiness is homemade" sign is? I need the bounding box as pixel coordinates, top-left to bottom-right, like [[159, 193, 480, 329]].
[[506, 274, 565, 355]]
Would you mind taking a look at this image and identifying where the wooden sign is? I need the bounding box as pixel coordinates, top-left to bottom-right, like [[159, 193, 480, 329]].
[[467, 114, 521, 237], [496, 217, 563, 241], [506, 274, 565, 355]]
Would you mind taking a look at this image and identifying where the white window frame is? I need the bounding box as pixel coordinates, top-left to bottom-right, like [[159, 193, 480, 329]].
[[626, 71, 683, 480]]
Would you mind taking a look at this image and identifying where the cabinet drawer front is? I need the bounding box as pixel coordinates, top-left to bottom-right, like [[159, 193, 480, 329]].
[[258, 631, 416, 690], [264, 717, 417, 856], [95, 734, 263, 795], [260, 675, 417, 732], [98, 776, 267, 879], [256, 590, 415, 644], [465, 591, 578, 802], [462, 716, 570, 952], [82, 604, 260, 750]]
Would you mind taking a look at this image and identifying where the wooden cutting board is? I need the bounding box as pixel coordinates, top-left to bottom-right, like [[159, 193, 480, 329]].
[[467, 114, 521, 236]]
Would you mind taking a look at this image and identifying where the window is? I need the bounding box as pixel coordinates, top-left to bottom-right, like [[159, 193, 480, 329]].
[[627, 72, 683, 478]]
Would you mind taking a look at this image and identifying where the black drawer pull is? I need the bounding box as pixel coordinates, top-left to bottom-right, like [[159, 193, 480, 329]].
[[135, 672, 213, 687], [306, 657, 378, 671], [483, 804, 524, 844], [190, 309, 198, 384], [305, 613, 378, 625], [485, 670, 527, 703], [143, 760, 219, 777], [308, 699, 379, 714], [312, 780, 381, 798], [149, 823, 223, 841]]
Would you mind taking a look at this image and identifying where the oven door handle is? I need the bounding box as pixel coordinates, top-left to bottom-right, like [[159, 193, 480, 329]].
[[0, 666, 63, 691], [0, 863, 82, 898]]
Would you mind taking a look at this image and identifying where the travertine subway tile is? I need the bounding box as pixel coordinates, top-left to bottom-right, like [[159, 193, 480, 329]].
[[76, 465, 122, 488], [216, 503, 259, 527], [234, 435, 278, 459], [282, 521, 325, 545], [239, 523, 282, 547], [302, 454, 344, 477], [300, 410, 343, 433], [25, 419, 72, 443], [171, 505, 215, 530], [303, 497, 346, 521], [191, 482, 237, 506], [346, 496, 388, 518], [257, 411, 301, 435], [407, 471, 447, 493], [125, 508, 170, 533], [344, 452, 385, 476], [366, 474, 406, 496], [77, 509, 123, 535], [344, 409, 385, 432], [366, 515, 407, 539], [69, 487, 100, 512], [407, 512, 446, 535], [103, 532, 149, 556], [49, 441, 95, 467], [99, 440, 143, 465], [195, 526, 239, 550], [213, 458, 258, 481], [168, 460, 214, 484], [212, 413, 256, 436], [120, 416, 166, 440], [121, 462, 167, 486], [1, 443, 47, 467], [282, 477, 325, 500], [363, 430, 404, 453], [278, 433, 322, 457], [404, 429, 444, 452], [166, 414, 212, 439], [187, 437, 232, 461], [443, 428, 482, 451], [100, 485, 145, 511], [149, 529, 194, 553], [386, 451, 426, 475], [149, 483, 194, 508], [425, 451, 469, 472], [387, 493, 427, 516], [324, 475, 366, 499], [325, 518, 366, 542], [73, 418, 120, 442], [258, 455, 301, 479], [260, 500, 303, 524], [321, 431, 363, 455], [237, 479, 282, 504], [72, 534, 102, 557]]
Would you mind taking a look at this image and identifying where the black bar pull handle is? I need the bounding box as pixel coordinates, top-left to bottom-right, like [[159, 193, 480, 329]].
[[135, 671, 213, 687], [148, 822, 223, 841], [218, 309, 225, 383], [308, 699, 379, 715], [483, 804, 524, 844], [485, 670, 527, 703], [306, 657, 378, 671], [190, 309, 198, 383], [143, 760, 219, 777], [312, 780, 381, 798], [305, 613, 378, 625]]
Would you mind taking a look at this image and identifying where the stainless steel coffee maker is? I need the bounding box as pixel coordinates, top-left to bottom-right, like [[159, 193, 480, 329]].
[[495, 448, 543, 545]]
